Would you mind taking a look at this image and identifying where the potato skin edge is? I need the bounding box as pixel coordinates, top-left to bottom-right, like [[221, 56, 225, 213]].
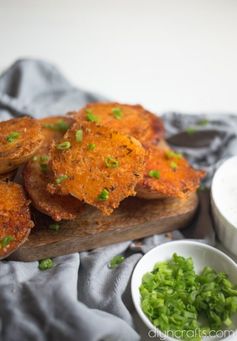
[[0, 181, 34, 260]]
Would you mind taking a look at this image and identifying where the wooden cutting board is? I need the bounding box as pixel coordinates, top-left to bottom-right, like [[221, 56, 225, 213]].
[[9, 194, 198, 261]]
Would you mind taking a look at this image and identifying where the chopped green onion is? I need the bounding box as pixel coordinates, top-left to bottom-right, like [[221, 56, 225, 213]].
[[38, 155, 49, 173], [186, 127, 197, 135], [148, 169, 160, 179], [57, 120, 70, 131], [6, 131, 20, 143], [198, 119, 209, 126], [56, 141, 71, 150], [112, 107, 123, 120], [97, 189, 109, 201], [56, 120, 70, 131], [170, 161, 178, 170], [49, 224, 60, 231], [75, 129, 83, 142], [39, 155, 49, 163], [108, 255, 125, 269], [38, 258, 54, 271], [105, 156, 119, 168], [40, 163, 48, 173], [56, 175, 68, 184], [87, 143, 96, 151], [0, 235, 14, 248], [224, 317, 232, 327], [86, 109, 99, 122], [43, 119, 70, 132], [165, 150, 183, 159], [42, 123, 54, 130]]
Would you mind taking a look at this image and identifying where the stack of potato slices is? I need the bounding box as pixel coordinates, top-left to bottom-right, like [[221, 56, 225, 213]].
[[0, 103, 205, 258]]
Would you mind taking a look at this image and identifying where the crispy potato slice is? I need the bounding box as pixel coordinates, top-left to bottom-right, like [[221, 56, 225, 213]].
[[48, 121, 145, 215], [0, 181, 34, 259], [0, 116, 43, 174], [69, 102, 164, 146], [23, 116, 83, 221], [136, 146, 205, 199]]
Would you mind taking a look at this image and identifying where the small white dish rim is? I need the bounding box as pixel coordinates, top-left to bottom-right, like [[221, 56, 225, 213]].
[[211, 156, 237, 230]]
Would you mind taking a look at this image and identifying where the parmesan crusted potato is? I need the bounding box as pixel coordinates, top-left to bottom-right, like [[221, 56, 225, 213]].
[[23, 116, 83, 221], [0, 116, 43, 174], [69, 102, 164, 146], [48, 121, 145, 215], [0, 181, 34, 259], [136, 146, 205, 199]]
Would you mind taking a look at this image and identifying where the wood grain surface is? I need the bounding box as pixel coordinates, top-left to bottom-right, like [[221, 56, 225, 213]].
[[9, 194, 198, 261]]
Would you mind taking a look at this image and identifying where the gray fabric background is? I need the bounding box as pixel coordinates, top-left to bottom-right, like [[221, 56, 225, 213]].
[[0, 59, 237, 341]]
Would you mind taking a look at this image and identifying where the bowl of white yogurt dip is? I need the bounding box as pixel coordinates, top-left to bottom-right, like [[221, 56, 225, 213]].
[[211, 156, 237, 256]]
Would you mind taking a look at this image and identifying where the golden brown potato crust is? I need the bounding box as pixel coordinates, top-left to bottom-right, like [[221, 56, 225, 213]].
[[23, 116, 83, 221], [48, 121, 145, 215], [0, 181, 34, 259], [0, 116, 43, 174], [69, 102, 164, 146], [136, 146, 205, 199]]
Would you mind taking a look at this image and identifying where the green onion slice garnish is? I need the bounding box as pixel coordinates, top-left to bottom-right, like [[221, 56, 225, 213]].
[[112, 107, 123, 120], [170, 161, 178, 170], [165, 150, 183, 159], [56, 141, 71, 150], [49, 224, 60, 231], [85, 109, 99, 123], [186, 127, 197, 135], [39, 155, 49, 163], [198, 119, 209, 126], [38, 258, 54, 271], [87, 143, 96, 151], [56, 175, 68, 184], [97, 188, 109, 201], [43, 119, 70, 132], [40, 163, 48, 173], [36, 155, 49, 173], [108, 255, 125, 269], [75, 129, 83, 142], [148, 169, 160, 179], [6, 131, 20, 143], [105, 156, 119, 168], [0, 235, 14, 248]]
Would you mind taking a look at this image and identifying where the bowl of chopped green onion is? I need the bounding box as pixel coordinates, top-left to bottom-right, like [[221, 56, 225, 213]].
[[131, 240, 237, 341]]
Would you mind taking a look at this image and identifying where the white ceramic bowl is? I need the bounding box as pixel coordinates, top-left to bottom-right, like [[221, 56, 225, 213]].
[[211, 156, 237, 257], [131, 240, 237, 341]]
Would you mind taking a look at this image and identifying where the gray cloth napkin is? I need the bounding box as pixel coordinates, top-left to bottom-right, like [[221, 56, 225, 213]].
[[0, 59, 237, 341]]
